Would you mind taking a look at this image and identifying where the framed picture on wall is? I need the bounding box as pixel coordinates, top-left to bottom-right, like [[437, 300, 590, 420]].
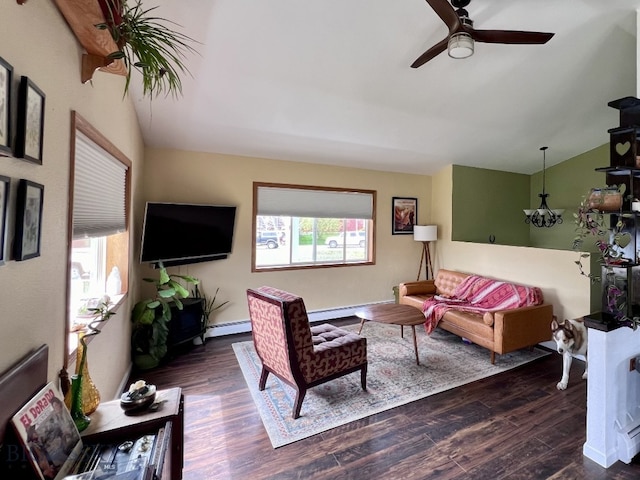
[[0, 175, 9, 265], [14, 179, 44, 261], [15, 76, 45, 165], [0, 57, 12, 157], [392, 196, 417, 235]]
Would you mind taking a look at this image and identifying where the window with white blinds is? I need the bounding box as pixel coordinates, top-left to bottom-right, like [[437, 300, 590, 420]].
[[72, 130, 128, 238], [67, 112, 131, 356], [253, 182, 376, 271]]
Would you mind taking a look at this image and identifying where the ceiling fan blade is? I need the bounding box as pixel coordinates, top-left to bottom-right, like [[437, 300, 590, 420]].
[[472, 29, 554, 44], [411, 38, 449, 68], [425, 0, 461, 32]]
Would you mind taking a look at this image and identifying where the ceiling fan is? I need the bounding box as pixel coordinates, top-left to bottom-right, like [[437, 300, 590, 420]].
[[411, 0, 554, 68]]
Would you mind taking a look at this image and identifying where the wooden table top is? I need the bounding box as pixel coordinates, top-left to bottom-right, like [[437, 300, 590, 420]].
[[355, 304, 425, 326]]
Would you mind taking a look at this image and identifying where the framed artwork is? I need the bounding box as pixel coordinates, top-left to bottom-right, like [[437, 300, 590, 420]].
[[392, 196, 417, 235], [0, 175, 8, 265], [0, 57, 12, 156], [15, 76, 45, 164], [14, 179, 43, 261]]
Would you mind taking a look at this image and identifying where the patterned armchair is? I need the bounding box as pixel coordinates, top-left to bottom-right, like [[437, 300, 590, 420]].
[[246, 287, 368, 419]]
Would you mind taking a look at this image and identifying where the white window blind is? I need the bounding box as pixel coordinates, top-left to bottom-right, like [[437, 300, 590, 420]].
[[257, 185, 374, 219], [72, 131, 128, 238]]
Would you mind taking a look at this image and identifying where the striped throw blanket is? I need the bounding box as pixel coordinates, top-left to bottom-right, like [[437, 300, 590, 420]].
[[422, 275, 543, 334]]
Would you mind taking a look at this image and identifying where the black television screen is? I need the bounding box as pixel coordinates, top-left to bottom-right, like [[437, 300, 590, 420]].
[[140, 202, 237, 265]]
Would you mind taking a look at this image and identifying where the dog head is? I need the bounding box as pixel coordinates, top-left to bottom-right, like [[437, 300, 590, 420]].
[[551, 319, 577, 354]]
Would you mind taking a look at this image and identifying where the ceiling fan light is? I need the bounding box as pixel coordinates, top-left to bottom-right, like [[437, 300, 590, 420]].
[[448, 32, 474, 59]]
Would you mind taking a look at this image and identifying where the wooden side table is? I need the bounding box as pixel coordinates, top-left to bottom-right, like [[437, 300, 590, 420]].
[[82, 387, 184, 480], [356, 304, 426, 365]]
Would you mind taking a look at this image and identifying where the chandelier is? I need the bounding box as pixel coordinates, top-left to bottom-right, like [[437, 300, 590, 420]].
[[523, 146, 564, 228]]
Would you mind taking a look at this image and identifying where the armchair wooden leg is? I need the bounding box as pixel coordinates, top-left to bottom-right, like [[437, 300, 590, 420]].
[[293, 388, 307, 419], [258, 366, 269, 391], [490, 351, 495, 365], [361, 364, 367, 390]]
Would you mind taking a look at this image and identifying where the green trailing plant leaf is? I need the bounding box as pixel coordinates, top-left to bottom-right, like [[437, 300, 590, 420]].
[[98, 0, 199, 98]]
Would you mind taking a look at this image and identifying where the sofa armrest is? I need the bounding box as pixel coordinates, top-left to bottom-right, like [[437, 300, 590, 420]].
[[399, 280, 437, 297], [493, 303, 554, 354]]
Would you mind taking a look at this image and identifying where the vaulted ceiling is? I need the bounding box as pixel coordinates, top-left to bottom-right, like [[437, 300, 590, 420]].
[[130, 0, 640, 175]]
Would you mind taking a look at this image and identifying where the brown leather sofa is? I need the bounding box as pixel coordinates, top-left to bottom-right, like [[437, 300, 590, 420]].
[[398, 269, 553, 364]]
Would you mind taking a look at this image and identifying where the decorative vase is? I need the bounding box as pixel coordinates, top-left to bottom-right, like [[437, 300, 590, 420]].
[[75, 331, 101, 415], [69, 374, 91, 432]]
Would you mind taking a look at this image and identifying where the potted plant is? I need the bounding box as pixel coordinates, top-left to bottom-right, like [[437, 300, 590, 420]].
[[131, 265, 199, 370], [191, 284, 229, 343], [572, 184, 640, 329], [96, 0, 198, 98]]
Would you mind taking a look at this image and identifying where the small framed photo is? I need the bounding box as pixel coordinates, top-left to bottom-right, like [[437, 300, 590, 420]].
[[14, 179, 44, 261], [15, 76, 45, 164], [392, 196, 417, 235], [0, 176, 9, 265], [0, 57, 12, 156]]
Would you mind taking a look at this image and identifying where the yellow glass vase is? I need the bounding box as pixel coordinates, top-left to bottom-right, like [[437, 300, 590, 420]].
[[74, 331, 101, 415]]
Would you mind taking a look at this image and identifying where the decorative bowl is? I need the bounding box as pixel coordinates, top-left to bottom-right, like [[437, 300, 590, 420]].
[[120, 384, 156, 414]]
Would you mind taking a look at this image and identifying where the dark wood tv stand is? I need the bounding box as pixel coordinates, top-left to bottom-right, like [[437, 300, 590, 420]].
[[81, 387, 184, 480]]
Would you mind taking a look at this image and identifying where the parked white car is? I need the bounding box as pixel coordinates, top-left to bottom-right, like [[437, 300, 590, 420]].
[[325, 232, 366, 248]]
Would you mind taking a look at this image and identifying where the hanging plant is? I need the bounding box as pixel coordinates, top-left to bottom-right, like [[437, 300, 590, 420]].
[[572, 184, 629, 282], [572, 184, 640, 329], [95, 0, 198, 98]]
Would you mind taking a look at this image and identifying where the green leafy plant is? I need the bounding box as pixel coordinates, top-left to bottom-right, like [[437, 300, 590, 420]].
[[572, 184, 628, 282], [131, 265, 199, 370], [96, 0, 198, 98], [572, 184, 640, 329], [191, 284, 229, 340]]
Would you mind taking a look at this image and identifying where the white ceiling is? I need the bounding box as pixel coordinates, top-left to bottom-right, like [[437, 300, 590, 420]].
[[129, 0, 640, 175]]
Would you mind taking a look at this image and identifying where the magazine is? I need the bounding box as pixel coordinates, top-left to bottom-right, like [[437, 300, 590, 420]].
[[11, 382, 83, 480], [11, 382, 156, 480]]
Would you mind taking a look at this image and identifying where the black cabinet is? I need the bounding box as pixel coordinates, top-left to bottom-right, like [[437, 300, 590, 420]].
[[167, 298, 205, 348]]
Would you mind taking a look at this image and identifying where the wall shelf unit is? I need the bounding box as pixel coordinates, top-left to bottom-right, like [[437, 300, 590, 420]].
[[53, 0, 127, 83]]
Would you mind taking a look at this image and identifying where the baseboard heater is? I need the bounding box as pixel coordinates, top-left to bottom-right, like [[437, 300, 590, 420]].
[[616, 417, 640, 463], [204, 300, 393, 338]]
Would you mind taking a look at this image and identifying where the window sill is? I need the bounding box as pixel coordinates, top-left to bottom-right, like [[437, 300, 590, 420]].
[[67, 293, 126, 363]]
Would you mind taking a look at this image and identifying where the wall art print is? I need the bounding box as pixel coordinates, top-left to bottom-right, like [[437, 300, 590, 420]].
[[14, 179, 43, 261], [0, 57, 12, 156], [392, 196, 417, 235], [15, 76, 45, 164], [0, 175, 9, 265]]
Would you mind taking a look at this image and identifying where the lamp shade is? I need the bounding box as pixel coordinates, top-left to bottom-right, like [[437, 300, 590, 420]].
[[414, 225, 437, 242], [448, 32, 474, 59]]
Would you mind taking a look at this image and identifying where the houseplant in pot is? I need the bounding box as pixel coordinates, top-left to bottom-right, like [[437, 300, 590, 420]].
[[96, 0, 198, 98], [131, 265, 199, 370], [572, 184, 640, 329]]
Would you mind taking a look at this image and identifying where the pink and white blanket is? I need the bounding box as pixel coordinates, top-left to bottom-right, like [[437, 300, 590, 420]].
[[422, 275, 543, 334]]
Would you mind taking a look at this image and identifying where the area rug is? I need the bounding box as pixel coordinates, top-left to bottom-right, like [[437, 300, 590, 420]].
[[232, 322, 550, 448]]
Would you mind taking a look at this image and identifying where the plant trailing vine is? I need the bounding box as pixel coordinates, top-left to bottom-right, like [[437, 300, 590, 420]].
[[96, 0, 198, 98], [572, 183, 640, 329]]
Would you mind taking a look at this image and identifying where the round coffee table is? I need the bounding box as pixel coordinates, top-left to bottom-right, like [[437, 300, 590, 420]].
[[355, 304, 426, 365]]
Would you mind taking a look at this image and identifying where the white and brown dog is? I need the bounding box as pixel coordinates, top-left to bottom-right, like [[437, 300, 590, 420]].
[[551, 318, 588, 390]]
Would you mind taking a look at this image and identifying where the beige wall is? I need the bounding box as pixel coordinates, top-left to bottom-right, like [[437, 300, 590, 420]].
[[0, 2, 145, 398], [141, 149, 432, 322], [432, 166, 592, 322]]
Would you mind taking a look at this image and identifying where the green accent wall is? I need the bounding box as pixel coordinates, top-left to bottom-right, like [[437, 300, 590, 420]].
[[452, 143, 608, 250], [529, 144, 606, 251], [452, 166, 530, 245]]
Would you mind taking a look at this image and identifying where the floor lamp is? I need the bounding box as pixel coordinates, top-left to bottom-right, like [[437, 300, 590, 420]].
[[414, 225, 437, 281]]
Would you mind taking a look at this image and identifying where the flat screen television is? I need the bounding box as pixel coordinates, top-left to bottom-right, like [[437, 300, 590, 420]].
[[140, 202, 237, 266]]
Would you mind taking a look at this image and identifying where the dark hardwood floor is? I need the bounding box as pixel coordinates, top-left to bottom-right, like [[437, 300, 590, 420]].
[[134, 321, 640, 480]]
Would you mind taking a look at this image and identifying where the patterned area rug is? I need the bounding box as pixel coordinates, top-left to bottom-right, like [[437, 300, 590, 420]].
[[232, 322, 549, 448]]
